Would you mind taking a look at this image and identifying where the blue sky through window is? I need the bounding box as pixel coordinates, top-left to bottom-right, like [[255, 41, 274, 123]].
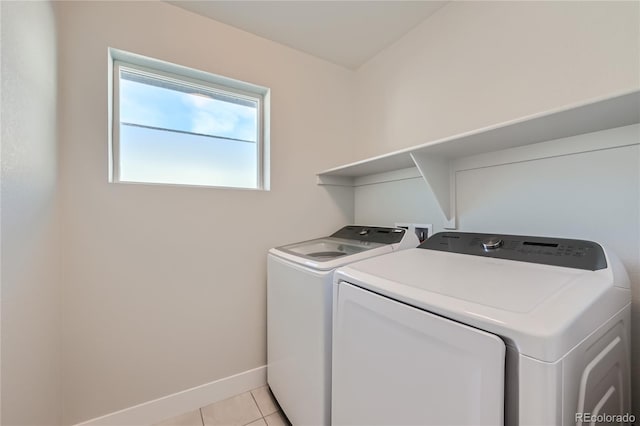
[[118, 68, 259, 188]]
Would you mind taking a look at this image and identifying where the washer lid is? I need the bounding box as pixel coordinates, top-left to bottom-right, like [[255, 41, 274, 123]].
[[271, 237, 393, 271], [269, 225, 412, 271], [335, 248, 630, 362], [279, 237, 384, 260]]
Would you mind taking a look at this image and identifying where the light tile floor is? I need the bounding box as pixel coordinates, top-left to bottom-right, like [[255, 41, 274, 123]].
[[154, 386, 291, 426]]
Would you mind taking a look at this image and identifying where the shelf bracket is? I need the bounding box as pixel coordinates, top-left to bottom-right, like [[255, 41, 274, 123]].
[[410, 152, 457, 229]]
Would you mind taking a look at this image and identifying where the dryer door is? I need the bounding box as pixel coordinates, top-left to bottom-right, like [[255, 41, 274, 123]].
[[332, 282, 505, 426]]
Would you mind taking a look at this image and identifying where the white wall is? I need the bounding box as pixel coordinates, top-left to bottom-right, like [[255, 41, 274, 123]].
[[54, 2, 354, 424], [353, 0, 640, 415], [354, 172, 444, 228], [1, 1, 62, 424], [354, 1, 639, 158]]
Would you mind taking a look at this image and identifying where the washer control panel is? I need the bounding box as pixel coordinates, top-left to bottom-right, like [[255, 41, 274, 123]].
[[420, 232, 607, 270], [331, 226, 406, 244]]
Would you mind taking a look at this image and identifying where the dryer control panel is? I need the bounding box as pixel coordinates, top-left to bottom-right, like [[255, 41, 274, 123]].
[[420, 232, 607, 270]]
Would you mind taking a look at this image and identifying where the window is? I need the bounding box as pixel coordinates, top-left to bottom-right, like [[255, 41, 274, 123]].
[[109, 49, 269, 189]]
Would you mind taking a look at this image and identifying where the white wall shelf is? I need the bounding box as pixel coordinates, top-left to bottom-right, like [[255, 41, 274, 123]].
[[317, 90, 640, 229]]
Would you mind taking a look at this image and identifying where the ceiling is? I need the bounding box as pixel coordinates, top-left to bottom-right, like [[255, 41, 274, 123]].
[[168, 1, 448, 69]]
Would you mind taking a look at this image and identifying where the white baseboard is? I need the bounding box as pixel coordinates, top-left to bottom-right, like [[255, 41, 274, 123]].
[[74, 365, 267, 426]]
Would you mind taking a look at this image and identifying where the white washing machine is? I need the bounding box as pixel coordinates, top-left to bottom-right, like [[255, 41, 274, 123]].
[[268, 225, 419, 426], [332, 232, 632, 426]]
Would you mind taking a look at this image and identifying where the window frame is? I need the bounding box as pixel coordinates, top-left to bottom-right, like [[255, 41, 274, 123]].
[[109, 48, 270, 190]]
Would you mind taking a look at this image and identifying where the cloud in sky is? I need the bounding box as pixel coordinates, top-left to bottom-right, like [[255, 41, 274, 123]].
[[120, 78, 257, 143], [183, 94, 257, 142]]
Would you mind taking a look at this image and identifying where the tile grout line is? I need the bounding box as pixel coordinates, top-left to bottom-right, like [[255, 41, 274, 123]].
[[242, 416, 267, 426], [249, 390, 265, 418], [248, 389, 266, 425], [156, 387, 278, 426]]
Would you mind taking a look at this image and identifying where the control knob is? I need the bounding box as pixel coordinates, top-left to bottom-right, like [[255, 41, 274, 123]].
[[482, 237, 504, 250]]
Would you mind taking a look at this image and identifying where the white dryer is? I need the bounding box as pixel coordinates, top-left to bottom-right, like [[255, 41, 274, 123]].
[[268, 225, 419, 426], [332, 232, 632, 426]]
